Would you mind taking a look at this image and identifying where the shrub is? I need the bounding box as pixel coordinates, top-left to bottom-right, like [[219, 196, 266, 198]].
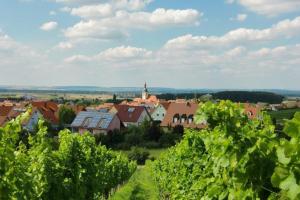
[[124, 130, 143, 146], [142, 141, 160, 149], [128, 147, 150, 165]]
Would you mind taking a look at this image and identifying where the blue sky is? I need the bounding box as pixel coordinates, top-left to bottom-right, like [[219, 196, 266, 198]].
[[0, 0, 300, 89]]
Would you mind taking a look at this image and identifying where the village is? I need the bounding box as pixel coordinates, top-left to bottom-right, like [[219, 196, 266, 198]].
[[1, 83, 299, 136]]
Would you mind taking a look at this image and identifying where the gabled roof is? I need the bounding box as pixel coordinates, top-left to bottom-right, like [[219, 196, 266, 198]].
[[114, 105, 147, 123], [0, 105, 13, 116], [71, 111, 116, 130], [31, 101, 59, 124], [161, 102, 204, 128], [32, 101, 58, 111], [160, 102, 171, 110]]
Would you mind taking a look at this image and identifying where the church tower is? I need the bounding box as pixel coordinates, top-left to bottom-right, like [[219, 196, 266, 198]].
[[142, 82, 149, 100]]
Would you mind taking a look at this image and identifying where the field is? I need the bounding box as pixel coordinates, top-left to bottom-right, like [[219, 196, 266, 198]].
[[267, 108, 300, 124], [0, 91, 113, 100]]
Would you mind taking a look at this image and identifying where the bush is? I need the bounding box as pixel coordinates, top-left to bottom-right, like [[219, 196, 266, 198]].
[[124, 130, 143, 146], [115, 142, 131, 150], [128, 147, 150, 165], [159, 132, 181, 148], [142, 141, 161, 149]]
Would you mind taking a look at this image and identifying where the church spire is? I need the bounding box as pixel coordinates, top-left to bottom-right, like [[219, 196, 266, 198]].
[[144, 82, 148, 92], [142, 82, 149, 100]]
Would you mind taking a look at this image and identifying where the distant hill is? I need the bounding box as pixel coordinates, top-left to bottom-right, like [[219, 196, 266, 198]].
[[0, 86, 299, 97], [212, 91, 285, 104]]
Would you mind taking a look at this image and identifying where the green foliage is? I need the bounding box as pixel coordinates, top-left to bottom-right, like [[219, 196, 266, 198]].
[[271, 112, 300, 200], [128, 147, 150, 165], [110, 161, 159, 200], [0, 112, 136, 200], [58, 105, 76, 125], [153, 100, 279, 199]]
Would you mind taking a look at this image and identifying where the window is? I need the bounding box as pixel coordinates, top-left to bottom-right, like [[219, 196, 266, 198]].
[[188, 115, 194, 124], [173, 114, 180, 123], [181, 114, 187, 123]]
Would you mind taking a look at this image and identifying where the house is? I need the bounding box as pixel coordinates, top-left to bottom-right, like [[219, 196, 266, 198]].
[[121, 83, 160, 109], [111, 105, 151, 127], [71, 111, 121, 135], [0, 104, 41, 132], [151, 102, 170, 122], [0, 105, 13, 126], [22, 108, 42, 132], [31, 101, 59, 126], [243, 103, 262, 119], [161, 102, 204, 129]]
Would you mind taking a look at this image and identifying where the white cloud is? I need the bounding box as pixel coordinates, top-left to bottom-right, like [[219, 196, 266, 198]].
[[56, 41, 73, 49], [64, 8, 201, 40], [70, 4, 113, 19], [68, 0, 154, 19], [230, 0, 300, 16], [65, 45, 152, 63], [53, 0, 152, 10], [165, 16, 300, 49], [40, 21, 58, 31], [112, 0, 153, 11], [64, 20, 128, 39], [231, 13, 247, 21]]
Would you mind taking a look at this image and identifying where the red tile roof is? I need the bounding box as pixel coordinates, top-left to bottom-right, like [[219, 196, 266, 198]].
[[0, 105, 13, 116], [113, 105, 147, 123], [243, 103, 262, 119], [161, 102, 204, 129], [31, 101, 59, 124]]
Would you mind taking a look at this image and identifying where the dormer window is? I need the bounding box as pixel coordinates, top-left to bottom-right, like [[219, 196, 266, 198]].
[[181, 114, 187, 123], [173, 114, 180, 123], [188, 115, 194, 124]]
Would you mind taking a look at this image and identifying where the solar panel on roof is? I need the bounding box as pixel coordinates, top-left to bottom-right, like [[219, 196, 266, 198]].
[[71, 111, 115, 129]]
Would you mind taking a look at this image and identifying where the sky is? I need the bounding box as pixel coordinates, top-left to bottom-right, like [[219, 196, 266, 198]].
[[0, 0, 300, 89]]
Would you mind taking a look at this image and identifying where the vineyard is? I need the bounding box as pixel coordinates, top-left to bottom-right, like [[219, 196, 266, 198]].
[[1, 101, 300, 200], [0, 112, 136, 200], [153, 101, 300, 199]]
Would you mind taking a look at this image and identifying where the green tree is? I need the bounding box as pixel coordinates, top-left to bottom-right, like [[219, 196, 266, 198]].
[[58, 105, 76, 125]]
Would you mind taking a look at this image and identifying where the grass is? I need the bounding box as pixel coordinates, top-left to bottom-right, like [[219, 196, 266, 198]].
[[120, 148, 167, 160], [268, 108, 300, 124], [110, 148, 167, 200], [109, 161, 160, 200]]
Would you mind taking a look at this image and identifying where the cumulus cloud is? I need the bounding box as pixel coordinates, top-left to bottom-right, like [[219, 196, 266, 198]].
[[165, 16, 300, 49], [70, 4, 113, 18], [229, 0, 300, 16], [65, 45, 152, 63], [53, 0, 152, 10], [56, 41, 73, 49], [64, 8, 201, 40], [40, 21, 58, 31]]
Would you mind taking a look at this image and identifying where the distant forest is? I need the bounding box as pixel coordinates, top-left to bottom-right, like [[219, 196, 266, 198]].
[[157, 91, 285, 104]]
